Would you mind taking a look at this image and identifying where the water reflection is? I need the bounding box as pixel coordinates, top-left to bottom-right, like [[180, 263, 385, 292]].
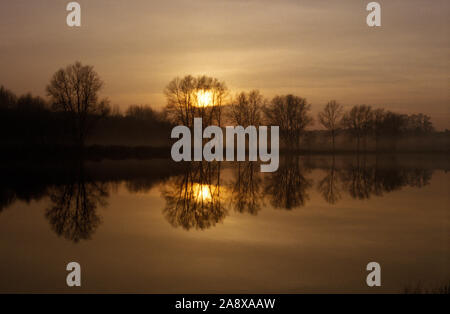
[[0, 189, 15, 212], [0, 154, 446, 240], [264, 155, 312, 210], [161, 162, 227, 230], [0, 174, 48, 212], [317, 156, 341, 204], [230, 161, 262, 215], [45, 162, 108, 243], [339, 155, 433, 200]]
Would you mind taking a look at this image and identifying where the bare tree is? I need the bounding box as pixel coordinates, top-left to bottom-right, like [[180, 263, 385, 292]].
[[263, 94, 313, 148], [229, 90, 263, 127], [0, 85, 17, 109], [125, 105, 159, 121], [382, 111, 407, 151], [372, 108, 385, 151], [406, 113, 434, 135], [46, 61, 110, 145], [318, 100, 343, 151], [164, 75, 227, 128], [341, 105, 373, 152], [164, 75, 195, 127], [16, 93, 47, 112], [372, 109, 408, 151]]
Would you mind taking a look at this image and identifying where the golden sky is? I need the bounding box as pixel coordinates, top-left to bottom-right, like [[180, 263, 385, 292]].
[[0, 0, 449, 129]]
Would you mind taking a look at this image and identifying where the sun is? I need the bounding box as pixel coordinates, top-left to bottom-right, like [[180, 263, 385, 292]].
[[196, 90, 213, 107]]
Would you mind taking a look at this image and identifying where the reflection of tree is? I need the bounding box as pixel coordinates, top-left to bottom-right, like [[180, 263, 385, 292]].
[[372, 167, 406, 196], [0, 189, 15, 212], [161, 162, 227, 230], [0, 180, 48, 213], [340, 156, 433, 200], [45, 162, 108, 243], [340, 156, 373, 200], [230, 162, 262, 215], [317, 156, 341, 204], [372, 166, 432, 196], [404, 168, 432, 188], [264, 156, 312, 210], [125, 178, 159, 194]]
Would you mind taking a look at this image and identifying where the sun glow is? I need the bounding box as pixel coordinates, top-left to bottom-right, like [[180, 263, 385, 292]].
[[196, 90, 213, 107], [191, 183, 213, 201]]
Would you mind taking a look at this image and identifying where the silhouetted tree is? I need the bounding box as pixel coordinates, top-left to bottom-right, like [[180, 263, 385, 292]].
[[318, 100, 343, 151], [164, 75, 227, 128], [46, 61, 110, 146], [16, 93, 46, 112], [380, 111, 406, 151], [263, 95, 313, 148], [342, 105, 373, 151], [229, 90, 263, 127], [372, 108, 385, 151], [0, 85, 17, 109], [125, 105, 160, 121], [405, 113, 434, 135]]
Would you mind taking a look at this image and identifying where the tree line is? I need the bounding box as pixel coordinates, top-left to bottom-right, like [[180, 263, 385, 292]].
[[163, 74, 439, 152], [0, 61, 444, 152]]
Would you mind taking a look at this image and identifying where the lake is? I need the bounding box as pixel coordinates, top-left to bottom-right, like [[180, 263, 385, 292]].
[[0, 154, 448, 293]]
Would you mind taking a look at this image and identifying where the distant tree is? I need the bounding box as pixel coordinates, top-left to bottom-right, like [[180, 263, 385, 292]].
[[405, 113, 434, 135], [164, 75, 227, 128], [0, 85, 17, 109], [372, 109, 410, 151], [229, 90, 263, 127], [372, 108, 385, 151], [109, 105, 122, 118], [46, 61, 110, 146], [126, 105, 160, 121], [383, 112, 407, 150], [16, 93, 47, 112], [341, 105, 373, 151], [263, 94, 313, 148], [318, 100, 343, 151]]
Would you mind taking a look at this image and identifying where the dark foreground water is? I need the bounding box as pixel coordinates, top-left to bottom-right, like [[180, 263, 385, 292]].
[[0, 154, 448, 293]]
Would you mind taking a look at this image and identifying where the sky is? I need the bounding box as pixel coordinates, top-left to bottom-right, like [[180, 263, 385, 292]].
[[0, 0, 449, 129]]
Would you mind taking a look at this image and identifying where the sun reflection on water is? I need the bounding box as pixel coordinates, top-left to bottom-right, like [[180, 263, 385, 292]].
[[191, 183, 213, 201]]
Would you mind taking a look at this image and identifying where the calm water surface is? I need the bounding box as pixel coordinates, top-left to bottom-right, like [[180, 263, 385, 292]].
[[0, 155, 448, 293]]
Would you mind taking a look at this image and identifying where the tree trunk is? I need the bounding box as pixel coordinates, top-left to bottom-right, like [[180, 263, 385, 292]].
[[331, 130, 335, 152]]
